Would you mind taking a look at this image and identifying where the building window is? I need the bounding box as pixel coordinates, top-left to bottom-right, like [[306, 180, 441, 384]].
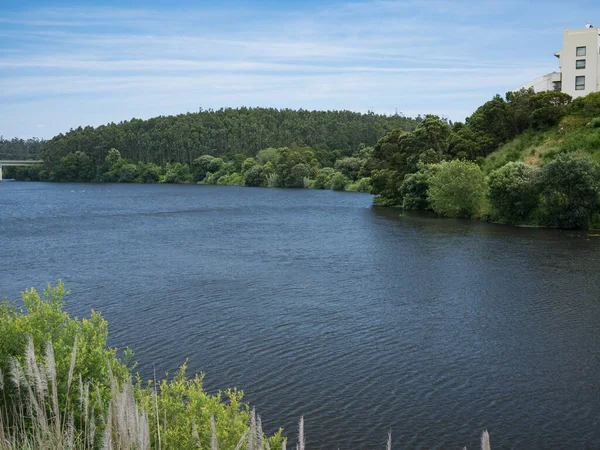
[[575, 75, 585, 90], [576, 59, 586, 69], [576, 46, 586, 56]]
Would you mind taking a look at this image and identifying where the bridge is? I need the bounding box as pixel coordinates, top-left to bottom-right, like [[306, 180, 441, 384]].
[[0, 160, 44, 181]]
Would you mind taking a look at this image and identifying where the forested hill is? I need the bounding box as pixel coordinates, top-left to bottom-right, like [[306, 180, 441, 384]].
[[38, 107, 418, 168]]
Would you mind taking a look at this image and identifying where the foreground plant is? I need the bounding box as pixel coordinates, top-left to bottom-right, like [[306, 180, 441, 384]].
[[0, 283, 492, 449]]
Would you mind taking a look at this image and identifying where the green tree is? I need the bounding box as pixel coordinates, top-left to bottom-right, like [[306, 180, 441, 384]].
[[539, 153, 600, 228], [241, 157, 257, 174], [399, 164, 439, 210], [488, 162, 540, 222], [117, 163, 139, 183], [162, 163, 193, 184], [334, 157, 362, 181], [427, 160, 487, 218], [54, 151, 95, 182], [137, 162, 163, 183], [244, 165, 267, 187], [330, 172, 350, 191], [312, 167, 336, 189]]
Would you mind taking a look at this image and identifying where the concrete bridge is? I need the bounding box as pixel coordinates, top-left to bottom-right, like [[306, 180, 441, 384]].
[[0, 160, 43, 181]]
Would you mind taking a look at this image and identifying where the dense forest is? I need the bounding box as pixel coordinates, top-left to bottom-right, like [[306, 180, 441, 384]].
[[38, 107, 418, 167], [0, 137, 44, 160], [6, 91, 600, 229]]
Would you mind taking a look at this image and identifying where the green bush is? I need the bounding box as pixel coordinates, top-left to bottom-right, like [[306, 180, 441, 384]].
[[287, 163, 311, 188], [539, 153, 600, 228], [400, 165, 438, 210], [137, 162, 163, 183], [334, 157, 362, 181], [312, 167, 336, 189], [346, 177, 373, 193], [244, 165, 267, 187], [330, 172, 350, 191], [118, 163, 140, 183], [427, 160, 487, 218], [587, 117, 600, 129], [0, 283, 284, 450], [216, 172, 244, 186], [161, 163, 193, 184], [488, 162, 540, 223], [0, 282, 129, 442]]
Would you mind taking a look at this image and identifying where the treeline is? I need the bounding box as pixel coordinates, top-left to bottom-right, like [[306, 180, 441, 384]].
[[8, 145, 376, 194], [367, 90, 600, 229], [39, 107, 419, 170], [0, 137, 44, 160]]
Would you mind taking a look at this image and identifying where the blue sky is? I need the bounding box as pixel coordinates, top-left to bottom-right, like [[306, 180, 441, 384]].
[[1, 0, 600, 139]]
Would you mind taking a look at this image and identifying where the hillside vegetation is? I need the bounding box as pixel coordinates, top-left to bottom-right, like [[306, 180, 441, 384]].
[[366, 90, 600, 229], [6, 91, 600, 229]]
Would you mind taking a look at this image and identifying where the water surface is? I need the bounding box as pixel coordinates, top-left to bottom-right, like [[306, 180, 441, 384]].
[[1, 182, 599, 449]]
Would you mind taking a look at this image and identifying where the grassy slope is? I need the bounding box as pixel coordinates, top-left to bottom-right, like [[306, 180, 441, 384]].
[[483, 121, 600, 174]]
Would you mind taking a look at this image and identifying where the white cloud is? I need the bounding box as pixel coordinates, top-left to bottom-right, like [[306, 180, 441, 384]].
[[0, 0, 579, 138]]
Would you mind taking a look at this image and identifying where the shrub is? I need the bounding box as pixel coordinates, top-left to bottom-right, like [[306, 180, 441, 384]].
[[400, 165, 438, 210], [244, 165, 267, 187], [287, 163, 312, 188], [539, 153, 600, 228], [330, 172, 350, 191], [216, 172, 244, 186], [312, 167, 336, 189], [488, 162, 540, 223], [587, 117, 600, 129], [118, 163, 140, 183], [334, 157, 362, 181], [346, 177, 372, 193], [0, 282, 129, 443], [137, 162, 163, 183], [559, 115, 588, 132], [161, 163, 193, 184], [427, 160, 487, 218]]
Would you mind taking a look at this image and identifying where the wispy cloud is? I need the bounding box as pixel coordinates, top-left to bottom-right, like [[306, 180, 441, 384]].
[[1, 0, 595, 138]]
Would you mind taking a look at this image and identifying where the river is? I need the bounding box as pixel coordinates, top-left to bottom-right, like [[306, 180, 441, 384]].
[[1, 182, 599, 449]]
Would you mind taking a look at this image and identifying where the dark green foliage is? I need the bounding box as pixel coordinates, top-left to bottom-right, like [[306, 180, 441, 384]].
[[241, 157, 256, 174], [137, 162, 163, 183], [587, 117, 600, 129], [54, 151, 95, 182], [539, 153, 600, 229], [244, 165, 267, 187], [569, 92, 600, 118], [370, 168, 403, 204], [330, 172, 350, 191], [488, 162, 540, 222], [0, 137, 43, 160], [192, 155, 224, 182], [4, 164, 45, 181], [427, 160, 487, 218], [40, 108, 418, 173], [334, 157, 362, 181], [117, 163, 139, 183], [346, 177, 372, 193], [312, 167, 336, 189], [399, 165, 438, 210], [162, 162, 193, 184], [288, 163, 311, 188], [530, 91, 572, 130], [273, 147, 314, 187]]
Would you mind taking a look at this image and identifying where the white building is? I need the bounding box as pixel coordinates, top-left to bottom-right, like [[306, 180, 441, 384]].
[[520, 24, 600, 98]]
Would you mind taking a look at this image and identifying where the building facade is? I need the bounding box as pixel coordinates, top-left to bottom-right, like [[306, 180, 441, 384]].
[[520, 24, 600, 98]]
